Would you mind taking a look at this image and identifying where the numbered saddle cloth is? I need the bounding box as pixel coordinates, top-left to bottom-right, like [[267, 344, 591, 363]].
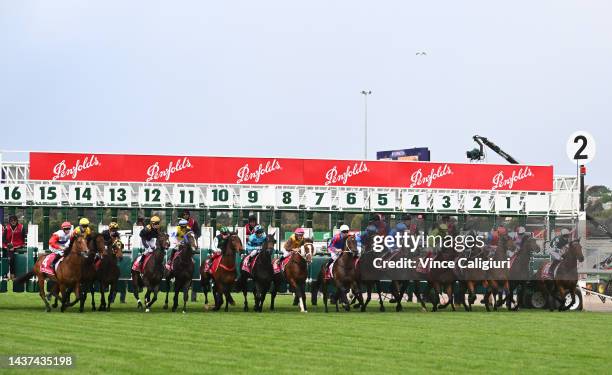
[[272, 257, 292, 274]]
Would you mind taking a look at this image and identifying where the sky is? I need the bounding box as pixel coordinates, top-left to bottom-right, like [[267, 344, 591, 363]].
[[1, 1, 611, 185]]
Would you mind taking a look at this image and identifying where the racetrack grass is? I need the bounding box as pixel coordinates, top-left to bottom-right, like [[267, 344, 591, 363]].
[[0, 288, 610, 375]]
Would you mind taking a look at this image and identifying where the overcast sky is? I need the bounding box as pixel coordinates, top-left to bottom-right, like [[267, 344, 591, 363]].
[[1, 1, 610, 185]]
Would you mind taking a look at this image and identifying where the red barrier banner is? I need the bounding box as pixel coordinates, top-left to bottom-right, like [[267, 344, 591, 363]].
[[29, 152, 553, 191]]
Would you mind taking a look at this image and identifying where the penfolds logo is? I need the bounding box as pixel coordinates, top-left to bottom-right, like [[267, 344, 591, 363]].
[[236, 159, 282, 184], [409, 164, 453, 188], [492, 166, 533, 190], [146, 157, 192, 182], [52, 155, 101, 180], [325, 161, 369, 185]]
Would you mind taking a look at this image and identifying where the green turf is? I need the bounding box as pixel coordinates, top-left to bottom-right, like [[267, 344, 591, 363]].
[[0, 286, 610, 375]]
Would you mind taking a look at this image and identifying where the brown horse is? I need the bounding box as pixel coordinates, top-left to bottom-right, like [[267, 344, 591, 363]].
[[312, 234, 363, 312], [200, 233, 243, 311], [239, 234, 277, 312], [460, 242, 489, 311], [499, 236, 540, 311], [16, 235, 89, 312], [163, 230, 197, 313], [97, 237, 124, 311], [272, 238, 313, 313], [428, 245, 458, 312], [536, 239, 584, 311], [131, 233, 170, 312], [79, 233, 102, 311]]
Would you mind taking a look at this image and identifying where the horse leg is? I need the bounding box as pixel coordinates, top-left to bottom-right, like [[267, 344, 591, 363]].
[[298, 280, 307, 313], [163, 276, 171, 310], [223, 284, 232, 312], [557, 286, 567, 312], [375, 281, 385, 312], [60, 284, 69, 312], [182, 281, 190, 313], [74, 282, 84, 313], [322, 280, 329, 313], [99, 282, 107, 311], [90, 283, 96, 311], [38, 277, 52, 312], [108, 281, 117, 311], [172, 280, 180, 312], [270, 278, 278, 312], [132, 273, 143, 310], [241, 275, 249, 312], [354, 284, 365, 312]]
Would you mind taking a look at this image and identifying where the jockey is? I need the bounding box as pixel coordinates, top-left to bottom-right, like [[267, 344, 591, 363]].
[[326, 224, 351, 267], [49, 222, 73, 269], [514, 226, 528, 248], [245, 215, 258, 237], [427, 223, 448, 249], [358, 224, 378, 253], [279, 227, 306, 264], [136, 215, 161, 272], [3, 215, 27, 280], [168, 219, 193, 265], [246, 225, 267, 258], [72, 218, 93, 241], [212, 226, 231, 255], [181, 210, 201, 239], [389, 222, 409, 251], [549, 228, 571, 271], [102, 222, 120, 246]]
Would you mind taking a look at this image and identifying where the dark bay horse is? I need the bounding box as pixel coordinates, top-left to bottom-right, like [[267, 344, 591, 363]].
[[272, 238, 313, 313], [499, 236, 540, 311], [536, 239, 584, 311], [16, 235, 89, 312], [428, 245, 458, 312], [164, 231, 197, 313], [239, 234, 277, 312], [131, 233, 170, 312], [459, 242, 489, 311], [313, 234, 363, 312], [80, 234, 102, 311], [200, 233, 243, 311], [352, 235, 386, 312], [97, 237, 124, 311]]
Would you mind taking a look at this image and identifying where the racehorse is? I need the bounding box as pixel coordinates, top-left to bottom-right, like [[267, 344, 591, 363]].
[[79, 233, 102, 311], [200, 233, 243, 311], [459, 241, 489, 311], [499, 235, 540, 311], [16, 234, 89, 312], [536, 239, 584, 311], [272, 238, 314, 313], [163, 231, 197, 313], [238, 234, 277, 312], [389, 243, 430, 312], [96, 237, 124, 312], [428, 244, 458, 312], [131, 232, 170, 312], [312, 234, 363, 312], [352, 234, 386, 312]]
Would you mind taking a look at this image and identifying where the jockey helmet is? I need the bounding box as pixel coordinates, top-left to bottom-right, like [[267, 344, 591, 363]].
[[79, 218, 90, 226], [109, 222, 119, 230], [561, 228, 571, 236], [396, 222, 408, 232], [438, 223, 448, 231], [339, 224, 350, 232], [294, 228, 305, 235], [220, 226, 230, 234], [497, 226, 507, 235], [61, 221, 72, 229], [255, 225, 264, 234], [517, 226, 526, 234], [366, 224, 377, 234], [248, 214, 257, 222], [150, 216, 161, 224], [179, 219, 189, 226]]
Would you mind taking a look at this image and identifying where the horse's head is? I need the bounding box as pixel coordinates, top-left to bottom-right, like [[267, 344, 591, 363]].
[[520, 235, 539, 256], [72, 235, 89, 257], [94, 233, 106, 254], [499, 234, 516, 254], [156, 232, 170, 251], [180, 230, 197, 254], [345, 234, 358, 255], [303, 238, 314, 262], [110, 238, 124, 261], [225, 233, 243, 256], [566, 239, 584, 263], [264, 233, 277, 251]]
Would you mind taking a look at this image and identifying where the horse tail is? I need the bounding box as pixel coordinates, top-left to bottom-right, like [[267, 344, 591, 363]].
[[15, 270, 36, 284]]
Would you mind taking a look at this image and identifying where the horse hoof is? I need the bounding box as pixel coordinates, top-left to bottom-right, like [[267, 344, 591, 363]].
[[172, 307, 177, 312], [421, 307, 427, 313], [380, 306, 385, 312], [163, 304, 168, 310], [92, 307, 97, 311], [145, 308, 150, 313], [360, 306, 366, 312], [182, 310, 186, 314], [396, 305, 403, 312], [46, 307, 51, 313]]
